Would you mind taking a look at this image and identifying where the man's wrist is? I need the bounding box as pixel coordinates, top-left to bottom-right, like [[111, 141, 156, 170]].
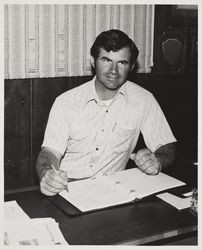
[[38, 164, 52, 182], [155, 155, 163, 174]]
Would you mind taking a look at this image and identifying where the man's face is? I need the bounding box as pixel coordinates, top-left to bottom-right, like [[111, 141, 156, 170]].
[[93, 47, 133, 91]]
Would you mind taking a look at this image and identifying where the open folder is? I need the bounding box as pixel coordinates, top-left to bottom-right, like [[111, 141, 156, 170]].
[[49, 168, 185, 215]]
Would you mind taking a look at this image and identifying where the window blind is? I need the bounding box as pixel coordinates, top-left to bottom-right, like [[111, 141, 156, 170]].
[[4, 4, 154, 79]]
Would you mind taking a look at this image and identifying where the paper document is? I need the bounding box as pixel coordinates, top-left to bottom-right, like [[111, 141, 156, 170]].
[[4, 200, 30, 221], [156, 192, 191, 210], [4, 201, 68, 245], [4, 218, 67, 245], [60, 175, 131, 212], [59, 168, 185, 212]]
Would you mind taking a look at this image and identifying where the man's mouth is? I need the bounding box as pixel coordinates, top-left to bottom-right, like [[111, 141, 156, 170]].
[[107, 76, 119, 81]]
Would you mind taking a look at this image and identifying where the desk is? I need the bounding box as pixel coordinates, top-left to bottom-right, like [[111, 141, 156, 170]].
[[5, 186, 197, 245]]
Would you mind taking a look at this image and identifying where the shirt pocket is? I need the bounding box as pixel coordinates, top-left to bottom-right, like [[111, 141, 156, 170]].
[[68, 125, 91, 153], [110, 126, 136, 154]]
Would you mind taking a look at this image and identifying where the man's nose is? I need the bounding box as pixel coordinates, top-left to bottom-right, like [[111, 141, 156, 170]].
[[110, 62, 118, 73]]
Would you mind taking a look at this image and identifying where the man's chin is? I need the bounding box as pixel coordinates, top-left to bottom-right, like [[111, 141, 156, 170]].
[[105, 84, 121, 91]]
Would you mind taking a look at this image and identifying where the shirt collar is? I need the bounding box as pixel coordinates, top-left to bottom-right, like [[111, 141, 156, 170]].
[[85, 76, 99, 103], [118, 82, 128, 102], [85, 76, 128, 105]]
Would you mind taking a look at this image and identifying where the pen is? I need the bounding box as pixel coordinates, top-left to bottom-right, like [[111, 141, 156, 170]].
[[51, 164, 69, 192]]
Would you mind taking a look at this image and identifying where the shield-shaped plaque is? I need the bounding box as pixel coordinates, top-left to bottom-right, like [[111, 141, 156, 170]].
[[162, 38, 182, 64]]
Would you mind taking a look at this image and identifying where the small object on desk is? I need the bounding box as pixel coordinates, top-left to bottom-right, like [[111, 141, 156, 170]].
[[183, 191, 192, 197], [189, 188, 198, 216]]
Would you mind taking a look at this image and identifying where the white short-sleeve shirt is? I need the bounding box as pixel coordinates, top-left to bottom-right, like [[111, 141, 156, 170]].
[[42, 77, 176, 179]]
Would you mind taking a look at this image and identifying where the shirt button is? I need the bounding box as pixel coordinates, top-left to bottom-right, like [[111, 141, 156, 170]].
[[96, 148, 99, 151], [101, 129, 104, 132], [90, 164, 93, 168], [106, 110, 108, 113]]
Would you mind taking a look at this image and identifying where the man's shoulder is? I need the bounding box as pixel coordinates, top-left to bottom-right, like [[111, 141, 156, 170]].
[[56, 78, 93, 102], [125, 80, 153, 99]]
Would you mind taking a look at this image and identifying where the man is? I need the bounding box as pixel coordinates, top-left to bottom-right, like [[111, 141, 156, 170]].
[[36, 29, 176, 196]]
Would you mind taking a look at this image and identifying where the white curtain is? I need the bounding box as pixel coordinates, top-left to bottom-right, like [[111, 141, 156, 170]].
[[4, 4, 154, 79]]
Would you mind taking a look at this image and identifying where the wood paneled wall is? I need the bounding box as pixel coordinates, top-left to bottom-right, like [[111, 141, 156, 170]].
[[5, 80, 32, 189], [4, 73, 197, 191]]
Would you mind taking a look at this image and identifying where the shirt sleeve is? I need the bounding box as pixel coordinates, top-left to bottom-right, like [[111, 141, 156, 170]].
[[42, 97, 70, 155], [141, 93, 177, 152]]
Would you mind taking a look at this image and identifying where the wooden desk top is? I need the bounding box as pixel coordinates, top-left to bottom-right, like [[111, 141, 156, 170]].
[[5, 187, 197, 245]]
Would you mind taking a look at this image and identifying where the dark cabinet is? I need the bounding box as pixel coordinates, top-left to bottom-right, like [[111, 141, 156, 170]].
[[4, 80, 32, 190], [4, 79, 66, 190]]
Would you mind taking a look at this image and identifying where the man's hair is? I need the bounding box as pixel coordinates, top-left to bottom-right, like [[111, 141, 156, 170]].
[[90, 29, 139, 65]]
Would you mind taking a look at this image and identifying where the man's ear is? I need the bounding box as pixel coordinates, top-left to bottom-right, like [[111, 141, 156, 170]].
[[90, 56, 95, 68]]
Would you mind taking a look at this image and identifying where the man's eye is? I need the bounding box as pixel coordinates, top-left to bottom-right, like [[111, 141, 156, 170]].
[[102, 58, 110, 62], [119, 61, 128, 65]]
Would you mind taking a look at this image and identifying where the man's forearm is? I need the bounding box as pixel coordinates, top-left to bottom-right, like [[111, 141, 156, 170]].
[[154, 142, 176, 170], [36, 147, 61, 181]]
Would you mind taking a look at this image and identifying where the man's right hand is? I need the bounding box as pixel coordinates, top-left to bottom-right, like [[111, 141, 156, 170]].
[[40, 169, 68, 196]]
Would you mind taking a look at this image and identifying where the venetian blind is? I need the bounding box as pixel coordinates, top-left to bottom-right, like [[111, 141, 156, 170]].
[[4, 4, 154, 79]]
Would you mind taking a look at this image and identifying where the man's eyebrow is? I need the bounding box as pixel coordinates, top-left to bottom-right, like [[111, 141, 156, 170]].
[[101, 56, 129, 64], [101, 56, 111, 61]]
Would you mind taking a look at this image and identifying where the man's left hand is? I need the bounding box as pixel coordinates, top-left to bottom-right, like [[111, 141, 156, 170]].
[[130, 148, 161, 175]]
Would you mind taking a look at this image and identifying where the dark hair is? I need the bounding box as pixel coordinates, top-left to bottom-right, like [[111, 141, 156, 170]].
[[90, 29, 139, 65]]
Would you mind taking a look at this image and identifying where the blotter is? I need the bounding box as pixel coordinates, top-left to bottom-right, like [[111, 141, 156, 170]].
[[50, 168, 185, 214]]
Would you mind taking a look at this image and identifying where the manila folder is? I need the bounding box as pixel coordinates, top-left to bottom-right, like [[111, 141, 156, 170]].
[[58, 168, 185, 212]]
